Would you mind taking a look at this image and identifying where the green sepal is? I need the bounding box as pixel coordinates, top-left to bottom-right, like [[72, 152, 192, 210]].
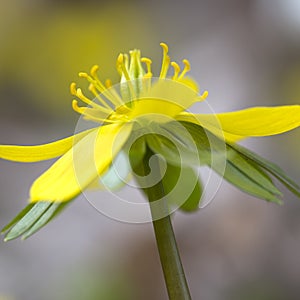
[[1, 203, 35, 234], [162, 163, 203, 212], [215, 160, 282, 204], [22, 202, 68, 240], [126, 133, 146, 172], [2, 201, 69, 241], [180, 121, 284, 204], [229, 143, 300, 198], [129, 134, 203, 212]]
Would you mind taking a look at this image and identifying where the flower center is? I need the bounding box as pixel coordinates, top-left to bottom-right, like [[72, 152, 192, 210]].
[[70, 43, 208, 125]]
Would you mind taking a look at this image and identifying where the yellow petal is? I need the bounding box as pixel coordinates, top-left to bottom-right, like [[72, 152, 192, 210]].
[[0, 129, 94, 162], [129, 79, 199, 122], [30, 123, 132, 202], [177, 105, 300, 142], [178, 76, 199, 93]]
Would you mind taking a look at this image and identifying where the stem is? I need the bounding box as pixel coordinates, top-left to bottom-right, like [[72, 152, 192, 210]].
[[141, 148, 192, 300]]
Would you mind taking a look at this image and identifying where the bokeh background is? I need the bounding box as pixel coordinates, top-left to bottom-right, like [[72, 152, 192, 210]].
[[1, 0, 300, 299]]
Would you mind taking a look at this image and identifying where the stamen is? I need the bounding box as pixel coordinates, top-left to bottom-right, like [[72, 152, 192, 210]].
[[105, 79, 112, 88], [88, 84, 112, 110], [90, 65, 100, 79], [117, 54, 131, 82], [124, 53, 129, 70], [159, 42, 170, 79], [70, 82, 77, 96], [178, 59, 191, 80], [171, 62, 180, 80], [77, 88, 112, 114], [201, 90, 209, 99], [80, 67, 122, 108], [72, 100, 120, 124], [117, 53, 136, 100], [103, 79, 125, 107], [72, 100, 85, 115], [141, 57, 153, 77]]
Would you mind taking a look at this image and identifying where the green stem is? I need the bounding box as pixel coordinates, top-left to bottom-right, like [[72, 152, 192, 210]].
[[141, 148, 192, 300]]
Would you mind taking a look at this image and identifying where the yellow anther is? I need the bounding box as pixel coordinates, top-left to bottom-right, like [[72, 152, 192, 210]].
[[178, 59, 191, 80], [90, 65, 99, 78], [76, 88, 92, 104], [117, 53, 131, 81], [105, 79, 112, 88], [159, 42, 170, 79], [72, 100, 84, 114], [141, 57, 152, 77], [201, 90, 208, 99], [78, 72, 89, 79], [171, 62, 180, 80], [160, 42, 169, 54], [117, 53, 124, 66], [70, 82, 77, 96]]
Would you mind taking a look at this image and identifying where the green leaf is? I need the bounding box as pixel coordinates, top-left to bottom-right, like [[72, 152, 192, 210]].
[[229, 143, 300, 198]]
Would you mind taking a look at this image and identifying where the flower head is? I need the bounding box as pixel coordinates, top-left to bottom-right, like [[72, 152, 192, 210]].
[[1, 43, 300, 240]]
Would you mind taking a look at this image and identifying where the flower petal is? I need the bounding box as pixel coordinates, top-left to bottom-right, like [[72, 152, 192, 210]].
[[30, 123, 132, 202], [0, 128, 94, 162], [177, 105, 300, 142], [129, 79, 200, 122]]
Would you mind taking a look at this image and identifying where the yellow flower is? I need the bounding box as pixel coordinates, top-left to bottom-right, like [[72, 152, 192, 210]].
[[1, 43, 300, 205]]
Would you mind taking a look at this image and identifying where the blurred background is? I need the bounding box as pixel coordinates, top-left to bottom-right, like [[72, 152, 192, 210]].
[[1, 0, 300, 299]]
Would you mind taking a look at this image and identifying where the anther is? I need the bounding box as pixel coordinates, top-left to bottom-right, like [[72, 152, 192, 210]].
[[178, 59, 191, 80], [202, 90, 209, 99], [70, 82, 77, 96], [171, 62, 180, 80], [159, 42, 170, 79], [90, 65, 99, 78], [141, 57, 153, 77], [78, 72, 89, 79], [160, 42, 169, 53], [72, 100, 84, 114], [105, 79, 112, 88]]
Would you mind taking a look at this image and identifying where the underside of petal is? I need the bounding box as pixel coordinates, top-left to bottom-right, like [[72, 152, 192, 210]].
[[30, 123, 132, 202], [0, 128, 94, 162], [177, 105, 300, 142]]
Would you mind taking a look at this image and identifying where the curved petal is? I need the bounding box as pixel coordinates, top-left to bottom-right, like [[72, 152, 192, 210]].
[[129, 79, 201, 122], [30, 123, 132, 202], [0, 128, 94, 162], [177, 105, 300, 142]]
